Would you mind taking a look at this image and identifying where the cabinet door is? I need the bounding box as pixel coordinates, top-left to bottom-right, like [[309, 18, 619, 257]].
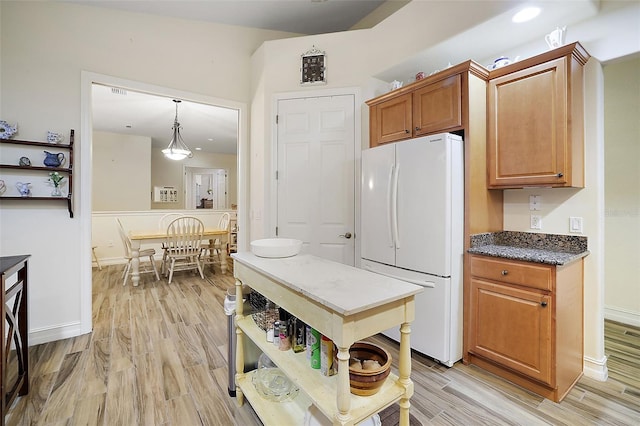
[[469, 277, 553, 385], [413, 74, 462, 137], [370, 93, 412, 147], [488, 57, 570, 188]]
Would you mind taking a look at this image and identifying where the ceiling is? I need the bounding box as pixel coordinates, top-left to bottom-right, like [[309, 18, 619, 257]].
[[70, 0, 401, 35], [91, 84, 240, 155]]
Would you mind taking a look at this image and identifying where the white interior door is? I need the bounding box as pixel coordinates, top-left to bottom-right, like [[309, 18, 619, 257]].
[[276, 95, 356, 265]]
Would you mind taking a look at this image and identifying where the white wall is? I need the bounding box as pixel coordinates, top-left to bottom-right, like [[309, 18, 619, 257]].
[[0, 0, 294, 344], [603, 57, 640, 326], [92, 131, 151, 211]]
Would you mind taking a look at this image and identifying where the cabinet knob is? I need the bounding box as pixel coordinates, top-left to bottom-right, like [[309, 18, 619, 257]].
[[415, 126, 421, 131], [405, 129, 410, 134], [501, 270, 508, 275], [557, 172, 564, 178], [541, 301, 548, 307]]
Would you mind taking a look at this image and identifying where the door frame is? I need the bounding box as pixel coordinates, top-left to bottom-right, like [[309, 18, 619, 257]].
[[270, 87, 363, 265], [184, 166, 229, 210], [80, 71, 249, 334]]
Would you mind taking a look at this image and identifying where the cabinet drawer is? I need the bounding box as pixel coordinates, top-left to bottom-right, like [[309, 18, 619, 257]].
[[470, 256, 553, 291]]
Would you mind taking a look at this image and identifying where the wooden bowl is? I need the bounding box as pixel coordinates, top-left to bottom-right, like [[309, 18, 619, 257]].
[[348, 341, 392, 396]]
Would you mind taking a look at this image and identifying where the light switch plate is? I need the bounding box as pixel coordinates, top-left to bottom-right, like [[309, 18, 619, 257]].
[[529, 195, 541, 211], [570, 217, 583, 233]]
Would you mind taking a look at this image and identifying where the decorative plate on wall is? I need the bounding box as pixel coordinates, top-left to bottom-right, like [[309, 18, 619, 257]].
[[301, 46, 326, 85]]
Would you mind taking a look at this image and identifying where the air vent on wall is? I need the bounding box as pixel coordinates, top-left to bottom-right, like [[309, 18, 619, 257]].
[[111, 87, 127, 96]]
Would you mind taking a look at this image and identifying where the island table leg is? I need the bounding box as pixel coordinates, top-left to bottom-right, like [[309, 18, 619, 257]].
[[398, 322, 414, 426], [234, 278, 245, 406], [336, 346, 351, 424]]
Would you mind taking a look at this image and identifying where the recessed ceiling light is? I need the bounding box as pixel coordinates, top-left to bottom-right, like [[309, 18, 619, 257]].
[[195, 147, 202, 151], [207, 138, 213, 141], [512, 6, 541, 23]]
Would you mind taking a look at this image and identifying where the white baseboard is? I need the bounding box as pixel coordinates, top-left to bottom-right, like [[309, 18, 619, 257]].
[[604, 306, 640, 327], [29, 321, 89, 346], [583, 355, 608, 381]]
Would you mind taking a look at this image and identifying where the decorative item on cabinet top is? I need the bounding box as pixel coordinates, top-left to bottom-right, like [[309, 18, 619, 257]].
[[0, 129, 75, 217]]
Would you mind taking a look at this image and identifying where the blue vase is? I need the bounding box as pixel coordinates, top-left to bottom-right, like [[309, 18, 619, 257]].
[[43, 151, 65, 167]]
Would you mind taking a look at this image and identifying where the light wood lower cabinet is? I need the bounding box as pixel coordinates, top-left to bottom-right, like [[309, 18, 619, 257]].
[[467, 255, 584, 402]]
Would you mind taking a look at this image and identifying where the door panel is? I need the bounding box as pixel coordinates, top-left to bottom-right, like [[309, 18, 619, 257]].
[[469, 278, 553, 385], [277, 95, 356, 265]]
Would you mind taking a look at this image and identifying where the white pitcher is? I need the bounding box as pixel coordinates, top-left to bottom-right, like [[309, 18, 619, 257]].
[[545, 26, 567, 49]]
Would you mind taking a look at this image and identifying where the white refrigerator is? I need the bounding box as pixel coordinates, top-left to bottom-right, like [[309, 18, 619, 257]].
[[360, 133, 463, 367]]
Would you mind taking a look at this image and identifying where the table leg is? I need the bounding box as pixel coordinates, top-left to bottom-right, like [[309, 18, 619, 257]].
[[235, 278, 245, 406], [219, 235, 229, 274], [398, 322, 414, 426], [336, 345, 351, 424], [130, 240, 141, 287]]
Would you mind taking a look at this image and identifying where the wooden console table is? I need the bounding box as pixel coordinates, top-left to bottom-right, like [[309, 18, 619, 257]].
[[1, 255, 30, 424], [232, 253, 422, 425]]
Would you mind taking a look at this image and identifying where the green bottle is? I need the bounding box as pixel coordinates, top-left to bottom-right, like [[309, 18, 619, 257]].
[[309, 328, 321, 369]]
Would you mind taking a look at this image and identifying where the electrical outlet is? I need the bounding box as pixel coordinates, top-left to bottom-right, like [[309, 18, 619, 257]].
[[570, 217, 583, 233], [530, 215, 542, 230]]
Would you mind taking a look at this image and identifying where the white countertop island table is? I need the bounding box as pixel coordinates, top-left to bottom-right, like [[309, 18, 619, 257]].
[[232, 252, 423, 426]]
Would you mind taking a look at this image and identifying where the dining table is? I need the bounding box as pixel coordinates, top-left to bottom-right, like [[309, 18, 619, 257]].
[[128, 228, 229, 286]]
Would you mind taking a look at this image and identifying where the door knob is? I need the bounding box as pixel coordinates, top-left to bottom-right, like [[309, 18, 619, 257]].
[[339, 232, 352, 239]]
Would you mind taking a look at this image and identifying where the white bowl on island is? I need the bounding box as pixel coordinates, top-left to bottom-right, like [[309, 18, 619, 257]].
[[250, 238, 303, 258]]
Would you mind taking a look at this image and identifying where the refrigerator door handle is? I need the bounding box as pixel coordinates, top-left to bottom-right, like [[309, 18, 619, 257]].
[[391, 162, 400, 248], [362, 264, 435, 287], [386, 164, 395, 247]]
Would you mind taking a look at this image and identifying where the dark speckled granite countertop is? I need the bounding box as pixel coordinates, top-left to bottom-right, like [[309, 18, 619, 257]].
[[468, 231, 589, 266]]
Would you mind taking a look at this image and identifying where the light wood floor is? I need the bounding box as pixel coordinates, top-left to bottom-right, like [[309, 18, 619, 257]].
[[6, 263, 640, 425]]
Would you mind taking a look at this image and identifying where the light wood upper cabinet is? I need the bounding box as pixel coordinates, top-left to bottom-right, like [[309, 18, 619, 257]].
[[367, 73, 463, 148], [414, 74, 461, 137], [487, 42, 590, 188], [370, 92, 412, 145], [467, 255, 584, 403]]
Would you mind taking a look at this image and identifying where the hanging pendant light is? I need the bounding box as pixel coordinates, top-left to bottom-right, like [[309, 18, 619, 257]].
[[162, 99, 192, 160]]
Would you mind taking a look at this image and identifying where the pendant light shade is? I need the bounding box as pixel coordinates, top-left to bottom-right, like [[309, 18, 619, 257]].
[[162, 99, 192, 161]]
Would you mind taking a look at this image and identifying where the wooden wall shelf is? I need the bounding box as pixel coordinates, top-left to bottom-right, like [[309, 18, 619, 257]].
[[0, 130, 74, 217]]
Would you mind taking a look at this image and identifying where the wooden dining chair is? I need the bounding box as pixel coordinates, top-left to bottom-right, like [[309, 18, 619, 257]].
[[158, 213, 184, 275], [115, 218, 160, 286], [163, 216, 205, 284], [201, 212, 230, 273]]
